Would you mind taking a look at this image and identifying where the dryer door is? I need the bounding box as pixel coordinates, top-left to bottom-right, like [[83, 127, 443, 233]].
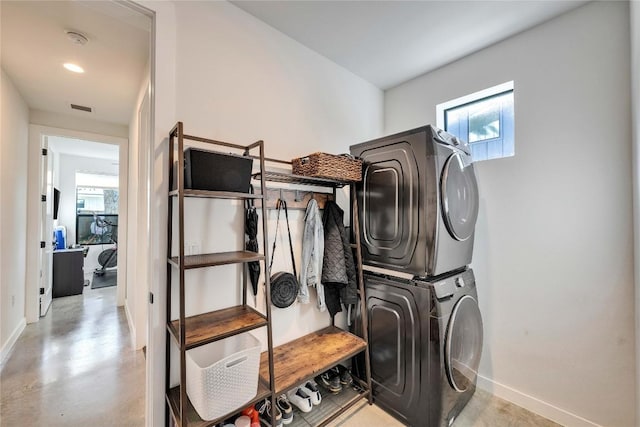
[[360, 140, 419, 266], [445, 295, 483, 392], [440, 152, 479, 241]]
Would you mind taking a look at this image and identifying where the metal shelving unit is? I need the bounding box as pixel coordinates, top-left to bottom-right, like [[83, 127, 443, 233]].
[[165, 123, 371, 427], [165, 122, 276, 427]]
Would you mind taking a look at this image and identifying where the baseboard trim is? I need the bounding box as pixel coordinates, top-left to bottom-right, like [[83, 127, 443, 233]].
[[0, 318, 27, 369], [124, 300, 136, 349], [476, 374, 602, 427]]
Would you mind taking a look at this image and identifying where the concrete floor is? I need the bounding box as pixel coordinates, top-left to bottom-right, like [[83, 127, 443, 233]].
[[1, 286, 558, 427], [0, 286, 145, 427], [328, 389, 560, 427]]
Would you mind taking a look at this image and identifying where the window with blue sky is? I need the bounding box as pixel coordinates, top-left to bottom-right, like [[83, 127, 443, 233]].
[[437, 81, 514, 162]]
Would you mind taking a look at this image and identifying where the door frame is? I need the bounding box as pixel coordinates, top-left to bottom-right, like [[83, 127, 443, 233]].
[[26, 125, 128, 323], [39, 135, 54, 317]]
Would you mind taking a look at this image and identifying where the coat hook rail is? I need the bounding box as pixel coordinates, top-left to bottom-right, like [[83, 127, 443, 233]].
[[255, 187, 334, 210]]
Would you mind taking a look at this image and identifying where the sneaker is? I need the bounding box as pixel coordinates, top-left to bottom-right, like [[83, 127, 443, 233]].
[[337, 364, 353, 386], [300, 380, 322, 405], [255, 399, 283, 427], [286, 387, 313, 413], [276, 394, 293, 425], [316, 369, 342, 394], [241, 405, 260, 426]]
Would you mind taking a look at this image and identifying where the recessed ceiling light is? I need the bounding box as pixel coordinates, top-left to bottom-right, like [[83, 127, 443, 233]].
[[63, 63, 84, 73]]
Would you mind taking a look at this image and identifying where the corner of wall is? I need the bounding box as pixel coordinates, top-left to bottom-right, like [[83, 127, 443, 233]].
[[630, 1, 640, 426], [124, 298, 137, 350], [0, 318, 26, 369], [477, 375, 603, 427]]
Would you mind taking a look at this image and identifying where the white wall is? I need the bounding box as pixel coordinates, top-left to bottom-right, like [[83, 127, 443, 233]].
[[385, 3, 634, 426], [140, 2, 176, 424], [0, 69, 29, 360], [630, 1, 640, 425], [172, 0, 382, 352], [30, 109, 128, 139], [56, 154, 118, 280], [142, 0, 383, 423]]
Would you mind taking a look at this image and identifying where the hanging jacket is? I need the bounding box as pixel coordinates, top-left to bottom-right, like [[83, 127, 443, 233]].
[[321, 200, 357, 317], [299, 199, 326, 311]]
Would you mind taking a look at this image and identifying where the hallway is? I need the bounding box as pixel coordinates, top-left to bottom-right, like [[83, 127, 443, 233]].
[[0, 287, 145, 426]]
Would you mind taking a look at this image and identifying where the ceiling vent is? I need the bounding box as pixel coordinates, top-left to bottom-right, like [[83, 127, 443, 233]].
[[70, 104, 92, 113], [65, 30, 89, 46]]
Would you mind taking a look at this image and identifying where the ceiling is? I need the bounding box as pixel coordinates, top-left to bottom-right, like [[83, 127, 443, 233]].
[[0, 1, 588, 125], [48, 136, 119, 161], [1, 1, 150, 125], [232, 1, 589, 89]]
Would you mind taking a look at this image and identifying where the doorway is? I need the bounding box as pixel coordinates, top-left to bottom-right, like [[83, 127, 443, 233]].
[[1, 0, 153, 424], [28, 127, 129, 321], [47, 135, 122, 302]]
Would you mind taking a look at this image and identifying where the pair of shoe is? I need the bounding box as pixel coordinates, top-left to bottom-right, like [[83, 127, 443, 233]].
[[276, 394, 294, 425], [255, 398, 283, 427], [316, 365, 353, 394], [255, 380, 322, 425], [286, 380, 322, 413]]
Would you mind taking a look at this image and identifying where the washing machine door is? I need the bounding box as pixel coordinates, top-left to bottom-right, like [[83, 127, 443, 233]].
[[358, 273, 432, 427], [445, 294, 483, 392], [441, 152, 479, 241]]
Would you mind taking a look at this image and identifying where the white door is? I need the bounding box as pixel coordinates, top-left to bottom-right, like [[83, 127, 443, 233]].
[[40, 137, 54, 316], [138, 88, 151, 348]]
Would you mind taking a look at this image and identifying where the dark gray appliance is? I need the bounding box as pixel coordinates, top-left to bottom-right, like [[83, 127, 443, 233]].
[[350, 126, 479, 277], [353, 268, 483, 427]]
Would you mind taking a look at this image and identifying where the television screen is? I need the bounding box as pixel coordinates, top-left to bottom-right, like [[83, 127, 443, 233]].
[[53, 188, 61, 220], [76, 214, 118, 245]]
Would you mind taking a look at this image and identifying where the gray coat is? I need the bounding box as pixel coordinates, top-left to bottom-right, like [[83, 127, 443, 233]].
[[321, 201, 357, 317]]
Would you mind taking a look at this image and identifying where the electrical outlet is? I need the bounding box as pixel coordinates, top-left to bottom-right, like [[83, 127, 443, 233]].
[[190, 243, 200, 255], [11, 295, 15, 307], [185, 242, 200, 256]]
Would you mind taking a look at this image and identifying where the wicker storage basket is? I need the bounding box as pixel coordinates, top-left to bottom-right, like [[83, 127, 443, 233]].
[[292, 152, 362, 182]]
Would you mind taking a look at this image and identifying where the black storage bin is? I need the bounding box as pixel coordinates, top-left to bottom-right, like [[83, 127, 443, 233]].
[[184, 148, 253, 192]]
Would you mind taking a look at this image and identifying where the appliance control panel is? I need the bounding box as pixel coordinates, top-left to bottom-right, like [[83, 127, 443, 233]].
[[421, 268, 476, 300], [430, 125, 471, 155], [432, 278, 456, 299]]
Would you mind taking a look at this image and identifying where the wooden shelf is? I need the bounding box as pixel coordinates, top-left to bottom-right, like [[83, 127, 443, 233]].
[[253, 171, 352, 188], [166, 378, 271, 427], [259, 326, 367, 394], [167, 124, 371, 426], [168, 251, 265, 269], [169, 189, 264, 199], [168, 306, 267, 349]]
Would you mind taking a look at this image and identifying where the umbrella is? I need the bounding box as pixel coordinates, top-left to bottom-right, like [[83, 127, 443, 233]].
[[245, 187, 260, 295]]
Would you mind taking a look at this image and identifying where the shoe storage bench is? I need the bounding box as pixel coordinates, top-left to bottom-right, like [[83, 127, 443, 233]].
[[166, 122, 371, 427]]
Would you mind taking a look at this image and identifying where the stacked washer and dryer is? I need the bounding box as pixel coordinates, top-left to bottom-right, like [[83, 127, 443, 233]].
[[350, 126, 483, 427]]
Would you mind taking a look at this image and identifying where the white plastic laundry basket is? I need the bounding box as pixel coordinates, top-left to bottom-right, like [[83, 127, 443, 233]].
[[186, 332, 261, 421]]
